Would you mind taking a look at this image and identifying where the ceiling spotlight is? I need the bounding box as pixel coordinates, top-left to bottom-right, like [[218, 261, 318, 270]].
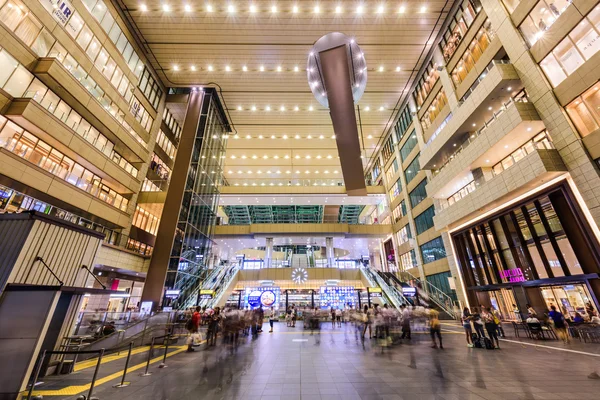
[[250, 4, 257, 13], [237, 105, 242, 111], [266, 105, 271, 111], [162, 4, 170, 12], [184, 4, 191, 12], [396, 66, 401, 72], [259, 65, 265, 72], [251, 105, 256, 111], [357, 5, 364, 14], [379, 106, 384, 111], [335, 5, 342, 13], [309, 106, 314, 111], [277, 65, 282, 72], [140, 4, 148, 12], [295, 134, 300, 139], [271, 5, 277, 13], [365, 106, 370, 111], [190, 65, 197, 71], [292, 5, 298, 13], [294, 66, 299, 72], [377, 5, 384, 14], [280, 106, 285, 111], [367, 135, 373, 139], [399, 6, 406, 13], [208, 65, 214, 71], [420, 6, 427, 13], [228, 4, 235, 13], [294, 106, 299, 111], [242, 65, 248, 71], [378, 66, 384, 72], [172, 64, 179, 71], [225, 65, 231, 71], [313, 5, 320, 13]]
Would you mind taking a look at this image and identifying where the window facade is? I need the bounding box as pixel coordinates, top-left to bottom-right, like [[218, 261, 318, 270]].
[[150, 153, 172, 181], [138, 67, 163, 110], [426, 271, 458, 300], [397, 224, 412, 245], [400, 249, 418, 271], [400, 130, 418, 162], [385, 159, 399, 183], [501, 0, 521, 13], [126, 238, 153, 256], [400, 200, 407, 216], [156, 129, 176, 160], [394, 106, 413, 142], [519, 0, 573, 46], [452, 186, 589, 288], [392, 204, 403, 223], [163, 108, 182, 140], [566, 83, 600, 137], [414, 60, 441, 107], [450, 19, 496, 86], [420, 236, 447, 264], [409, 179, 428, 208], [0, 115, 129, 211], [440, 0, 482, 61], [382, 134, 395, 163], [540, 9, 600, 87], [404, 154, 420, 184], [388, 179, 402, 202], [415, 206, 436, 235], [492, 131, 554, 175], [132, 205, 160, 235], [420, 90, 448, 131]]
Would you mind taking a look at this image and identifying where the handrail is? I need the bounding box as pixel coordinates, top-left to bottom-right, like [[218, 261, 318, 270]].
[[360, 267, 408, 309], [397, 270, 459, 319], [204, 265, 240, 308]]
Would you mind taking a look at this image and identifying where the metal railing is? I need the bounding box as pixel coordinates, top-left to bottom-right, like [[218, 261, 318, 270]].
[[200, 265, 240, 308], [397, 270, 459, 319], [432, 90, 529, 177], [360, 267, 409, 309], [73, 311, 151, 336], [459, 59, 512, 103]]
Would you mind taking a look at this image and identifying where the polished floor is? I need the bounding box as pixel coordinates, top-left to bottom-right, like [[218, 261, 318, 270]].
[[47, 321, 600, 400]]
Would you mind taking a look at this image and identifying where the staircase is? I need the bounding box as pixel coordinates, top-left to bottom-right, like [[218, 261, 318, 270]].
[[291, 254, 309, 268]]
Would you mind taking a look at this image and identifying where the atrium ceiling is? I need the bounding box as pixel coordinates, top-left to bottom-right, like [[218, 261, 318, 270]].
[[117, 1, 452, 187]]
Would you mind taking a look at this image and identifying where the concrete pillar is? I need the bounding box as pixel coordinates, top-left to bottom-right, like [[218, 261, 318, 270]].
[[326, 237, 335, 268], [264, 237, 274, 268]]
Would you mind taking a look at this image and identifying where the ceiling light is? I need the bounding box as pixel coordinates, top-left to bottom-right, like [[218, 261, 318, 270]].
[[250, 4, 257, 13], [258, 135, 264, 139], [283, 134, 288, 139], [280, 105, 285, 111], [365, 106, 370, 111], [357, 5, 364, 14], [309, 106, 314, 111], [241, 155, 247, 159], [378, 66, 384, 72], [488, 107, 492, 110], [292, 5, 298, 13], [228, 4, 235, 13], [327, 155, 332, 159], [277, 65, 282, 72], [307, 135, 312, 139], [263, 154, 268, 159], [507, 86, 512, 91], [162, 4, 170, 12], [284, 155, 289, 159], [305, 170, 310, 174], [140, 4, 147, 12], [420, 6, 427, 13], [266, 105, 271, 111], [251, 105, 256, 111], [237, 105, 242, 111], [251, 154, 257, 158], [527, 127, 532, 132], [333, 170, 338, 173], [396, 66, 401, 72], [184, 4, 191, 12], [230, 155, 236, 159], [225, 65, 231, 71], [367, 134, 373, 139], [242, 65, 247, 71], [286, 170, 291, 174], [305, 155, 311, 159], [294, 106, 299, 111], [172, 64, 179, 71], [313, 5, 320, 13], [316, 155, 322, 159], [377, 5, 384, 14], [294, 66, 299, 72], [379, 106, 384, 111], [190, 65, 197, 71], [271, 5, 277, 13], [486, 160, 490, 163], [208, 65, 213, 71], [399, 6, 405, 13], [295, 155, 300, 159], [335, 5, 342, 13], [259, 65, 265, 72]]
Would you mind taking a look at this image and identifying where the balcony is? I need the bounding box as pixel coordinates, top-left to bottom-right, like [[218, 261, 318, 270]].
[[433, 148, 567, 230], [420, 62, 522, 170], [5, 99, 140, 194], [426, 98, 543, 200], [33, 58, 149, 162], [214, 223, 393, 237]]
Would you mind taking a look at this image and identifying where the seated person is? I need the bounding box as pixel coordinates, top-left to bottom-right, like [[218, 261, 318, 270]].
[[526, 314, 540, 324], [573, 312, 584, 324]]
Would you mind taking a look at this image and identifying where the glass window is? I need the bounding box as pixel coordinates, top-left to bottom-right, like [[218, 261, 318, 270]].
[[0, 49, 19, 88], [409, 179, 428, 208], [571, 19, 600, 60], [86, 37, 102, 60], [65, 12, 84, 38], [76, 25, 94, 50], [415, 206, 436, 235], [400, 131, 418, 161], [3, 64, 33, 97], [519, 0, 572, 46], [404, 154, 420, 184], [567, 93, 600, 137], [0, 0, 25, 30], [420, 236, 447, 264], [31, 28, 55, 57], [25, 78, 47, 101], [14, 12, 42, 46]]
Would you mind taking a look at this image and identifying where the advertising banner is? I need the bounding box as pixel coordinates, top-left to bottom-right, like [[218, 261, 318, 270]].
[[243, 286, 280, 309]]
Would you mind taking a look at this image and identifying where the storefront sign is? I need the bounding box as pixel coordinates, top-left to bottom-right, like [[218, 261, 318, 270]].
[[368, 287, 383, 298], [164, 289, 180, 298], [199, 289, 214, 299], [402, 287, 417, 297], [500, 268, 525, 283], [140, 301, 153, 314], [40, 0, 74, 26]]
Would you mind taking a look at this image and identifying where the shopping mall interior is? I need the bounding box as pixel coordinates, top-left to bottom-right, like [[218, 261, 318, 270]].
[[2, 0, 600, 399]]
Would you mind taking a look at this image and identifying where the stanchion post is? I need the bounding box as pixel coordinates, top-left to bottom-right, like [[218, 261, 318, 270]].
[[113, 342, 133, 388], [27, 350, 46, 400], [159, 333, 169, 368], [87, 348, 104, 400], [140, 337, 155, 376]]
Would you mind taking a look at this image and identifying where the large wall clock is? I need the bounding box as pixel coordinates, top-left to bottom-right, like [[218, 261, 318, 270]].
[[291, 268, 308, 284]]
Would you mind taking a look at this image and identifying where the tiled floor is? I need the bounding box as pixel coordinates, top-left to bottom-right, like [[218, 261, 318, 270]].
[[56, 321, 600, 400]]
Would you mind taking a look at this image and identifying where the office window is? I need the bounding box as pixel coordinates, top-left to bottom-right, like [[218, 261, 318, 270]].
[[409, 179, 428, 208], [540, 9, 600, 87], [397, 224, 412, 245], [385, 159, 399, 183], [414, 59, 441, 107], [400, 200, 407, 216], [382, 134, 395, 163], [394, 106, 413, 142], [420, 90, 448, 131], [426, 271, 457, 300], [388, 179, 402, 201], [420, 236, 447, 264], [404, 154, 420, 184], [440, 0, 482, 61], [400, 130, 418, 161], [450, 19, 496, 86], [567, 83, 600, 136], [133, 205, 160, 235], [415, 206, 436, 235], [519, 0, 572, 46], [400, 249, 418, 271]]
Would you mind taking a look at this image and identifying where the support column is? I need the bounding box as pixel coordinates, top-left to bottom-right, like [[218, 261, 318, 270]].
[[325, 237, 335, 268], [264, 237, 274, 268]]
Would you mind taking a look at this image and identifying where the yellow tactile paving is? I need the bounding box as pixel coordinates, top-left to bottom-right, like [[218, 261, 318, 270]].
[[73, 345, 152, 372], [24, 345, 191, 397]]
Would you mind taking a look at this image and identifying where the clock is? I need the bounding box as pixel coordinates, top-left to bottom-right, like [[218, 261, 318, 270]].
[[291, 268, 308, 284]]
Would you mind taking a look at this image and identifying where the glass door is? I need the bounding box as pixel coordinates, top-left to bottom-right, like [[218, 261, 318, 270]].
[[541, 283, 593, 318], [488, 288, 519, 320]]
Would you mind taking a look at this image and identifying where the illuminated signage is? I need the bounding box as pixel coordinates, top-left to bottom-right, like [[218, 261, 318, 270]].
[[199, 289, 215, 299], [165, 289, 180, 298], [500, 268, 525, 283], [319, 286, 356, 309], [402, 287, 417, 297], [40, 0, 74, 26], [244, 287, 280, 309], [368, 287, 383, 298]]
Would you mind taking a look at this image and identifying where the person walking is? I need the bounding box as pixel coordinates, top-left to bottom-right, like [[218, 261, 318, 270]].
[[491, 306, 505, 338], [462, 307, 474, 347], [401, 305, 411, 340], [335, 307, 342, 327], [471, 307, 486, 339], [291, 305, 297, 328], [186, 306, 201, 352], [269, 306, 276, 333], [429, 306, 443, 349], [362, 305, 373, 339], [331, 307, 336, 328], [548, 305, 570, 343], [481, 307, 500, 349]]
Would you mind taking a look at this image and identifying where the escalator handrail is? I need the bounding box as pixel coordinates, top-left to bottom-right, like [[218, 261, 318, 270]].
[[360, 267, 408, 309], [397, 270, 458, 319]]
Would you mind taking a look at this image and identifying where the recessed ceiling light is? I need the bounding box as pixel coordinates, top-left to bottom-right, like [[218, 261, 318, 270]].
[[227, 4, 235, 13], [237, 105, 242, 111], [377, 5, 384, 14], [162, 4, 170, 12], [208, 65, 213, 71], [280, 105, 285, 111], [365, 106, 370, 111], [294, 106, 299, 111], [292, 5, 299, 13], [379, 106, 384, 111], [420, 6, 427, 13], [250, 4, 257, 13], [172, 64, 179, 71], [368, 135, 373, 139], [271, 5, 277, 13], [507, 86, 512, 91], [242, 65, 248, 71], [140, 4, 148, 12], [335, 5, 342, 13], [396, 66, 401, 72], [309, 106, 314, 111], [277, 65, 282, 72], [225, 65, 231, 72], [266, 105, 271, 111], [259, 65, 265, 72], [190, 65, 196, 71], [357, 5, 364, 14], [313, 5, 320, 13], [399, 6, 405, 13], [184, 4, 191, 12]]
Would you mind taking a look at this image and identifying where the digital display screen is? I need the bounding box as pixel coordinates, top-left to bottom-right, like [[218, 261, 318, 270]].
[[244, 286, 281, 309], [319, 286, 356, 309]]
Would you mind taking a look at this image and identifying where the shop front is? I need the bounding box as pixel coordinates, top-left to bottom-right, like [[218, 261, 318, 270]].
[[451, 182, 600, 320]]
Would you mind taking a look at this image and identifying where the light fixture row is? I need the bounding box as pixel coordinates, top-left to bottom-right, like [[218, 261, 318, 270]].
[[232, 105, 388, 112], [232, 182, 344, 187], [227, 154, 338, 160], [227, 169, 340, 174], [172, 64, 402, 73], [231, 134, 338, 140], [142, 3, 428, 15]]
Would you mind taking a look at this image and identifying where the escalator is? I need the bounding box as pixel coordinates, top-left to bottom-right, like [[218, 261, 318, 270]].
[[198, 264, 240, 308], [360, 267, 410, 309]]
